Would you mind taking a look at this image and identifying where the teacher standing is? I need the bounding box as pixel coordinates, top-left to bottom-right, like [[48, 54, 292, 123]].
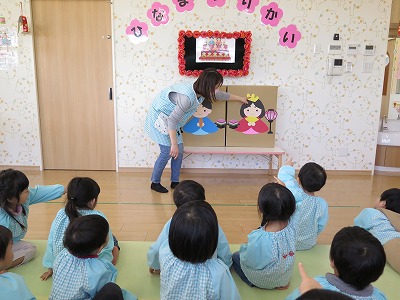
[[144, 68, 247, 193]]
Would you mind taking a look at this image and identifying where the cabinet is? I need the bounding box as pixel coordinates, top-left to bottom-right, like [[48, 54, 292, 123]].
[[375, 145, 400, 167]]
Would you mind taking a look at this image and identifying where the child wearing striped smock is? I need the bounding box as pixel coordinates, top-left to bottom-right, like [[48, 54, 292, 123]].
[[354, 188, 400, 273], [232, 183, 298, 289], [49, 215, 137, 300], [41, 177, 117, 281], [277, 160, 328, 250], [159, 201, 241, 300], [147, 180, 232, 274]]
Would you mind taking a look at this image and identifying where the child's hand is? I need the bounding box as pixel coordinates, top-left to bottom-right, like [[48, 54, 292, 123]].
[[149, 268, 160, 275], [40, 268, 53, 281], [284, 158, 294, 166], [112, 246, 119, 265], [298, 263, 322, 294], [274, 176, 286, 187]]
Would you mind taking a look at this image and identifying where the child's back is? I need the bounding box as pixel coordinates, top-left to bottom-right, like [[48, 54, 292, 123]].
[[354, 208, 400, 245], [278, 162, 328, 250], [233, 183, 297, 289], [354, 188, 400, 273], [42, 177, 114, 280], [43, 208, 114, 267], [50, 215, 137, 300], [239, 220, 296, 288], [159, 201, 240, 300], [147, 180, 232, 271]]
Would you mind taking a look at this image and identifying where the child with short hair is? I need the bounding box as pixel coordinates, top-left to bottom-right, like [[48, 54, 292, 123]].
[[147, 180, 232, 273], [0, 225, 36, 299], [0, 169, 65, 267], [286, 226, 387, 300], [354, 188, 400, 273], [49, 215, 137, 300], [232, 182, 297, 289], [277, 160, 328, 250], [159, 201, 241, 300], [41, 177, 119, 280]]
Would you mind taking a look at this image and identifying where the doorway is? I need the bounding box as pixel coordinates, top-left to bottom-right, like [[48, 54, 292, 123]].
[[32, 0, 116, 170]]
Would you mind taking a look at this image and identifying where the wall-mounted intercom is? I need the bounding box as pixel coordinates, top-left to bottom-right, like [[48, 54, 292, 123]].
[[326, 58, 344, 76], [362, 44, 375, 56], [328, 44, 342, 55]]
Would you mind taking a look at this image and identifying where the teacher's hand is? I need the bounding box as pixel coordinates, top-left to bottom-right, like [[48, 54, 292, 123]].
[[170, 143, 179, 159]]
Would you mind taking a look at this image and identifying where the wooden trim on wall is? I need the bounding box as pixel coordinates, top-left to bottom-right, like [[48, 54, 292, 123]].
[[118, 167, 373, 176], [0, 166, 41, 172]]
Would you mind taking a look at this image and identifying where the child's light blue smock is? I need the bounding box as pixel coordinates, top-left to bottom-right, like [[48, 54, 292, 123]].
[[239, 217, 297, 289], [159, 241, 241, 300], [0, 185, 64, 242], [42, 208, 114, 269], [354, 208, 400, 245], [286, 273, 387, 300], [147, 218, 232, 270], [0, 272, 36, 300], [50, 249, 137, 300], [278, 165, 328, 250]]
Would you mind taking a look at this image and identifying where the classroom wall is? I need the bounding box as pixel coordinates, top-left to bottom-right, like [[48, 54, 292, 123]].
[[0, 0, 392, 171]]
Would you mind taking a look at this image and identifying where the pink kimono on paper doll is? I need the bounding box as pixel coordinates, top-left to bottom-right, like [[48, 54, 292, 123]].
[[235, 94, 268, 134]]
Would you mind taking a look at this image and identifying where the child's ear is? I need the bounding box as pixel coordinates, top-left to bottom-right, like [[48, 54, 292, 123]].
[[330, 259, 335, 269], [88, 199, 96, 209], [378, 200, 386, 208]]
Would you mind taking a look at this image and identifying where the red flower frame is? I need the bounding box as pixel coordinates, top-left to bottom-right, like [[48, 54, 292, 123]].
[[178, 30, 252, 77]]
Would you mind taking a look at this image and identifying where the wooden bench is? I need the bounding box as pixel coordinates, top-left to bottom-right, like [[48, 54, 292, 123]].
[[183, 146, 285, 175]]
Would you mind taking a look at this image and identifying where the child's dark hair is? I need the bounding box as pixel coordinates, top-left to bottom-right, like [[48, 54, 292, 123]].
[[0, 169, 29, 229], [173, 180, 205, 208], [193, 68, 223, 102], [380, 188, 400, 214], [169, 201, 218, 263], [330, 226, 386, 290], [65, 177, 100, 221], [239, 99, 265, 118], [258, 182, 296, 227], [0, 225, 12, 261], [298, 162, 327, 193], [297, 289, 352, 300], [63, 214, 109, 257]]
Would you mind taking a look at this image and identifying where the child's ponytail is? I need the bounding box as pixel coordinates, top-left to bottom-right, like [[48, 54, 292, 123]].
[[64, 177, 100, 221]]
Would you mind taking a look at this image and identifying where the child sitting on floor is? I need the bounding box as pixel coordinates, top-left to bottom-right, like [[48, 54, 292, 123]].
[[159, 201, 241, 300], [277, 159, 328, 250], [285, 226, 387, 300], [0, 169, 65, 267], [147, 180, 232, 274], [41, 177, 119, 280], [0, 225, 35, 300], [232, 182, 297, 289], [354, 188, 400, 273], [49, 215, 137, 300]]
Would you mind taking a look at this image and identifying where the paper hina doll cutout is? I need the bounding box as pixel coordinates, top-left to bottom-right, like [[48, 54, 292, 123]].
[[183, 100, 219, 135], [235, 93, 269, 134]]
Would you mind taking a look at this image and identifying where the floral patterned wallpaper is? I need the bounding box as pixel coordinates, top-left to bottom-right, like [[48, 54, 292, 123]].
[[0, 0, 392, 171]]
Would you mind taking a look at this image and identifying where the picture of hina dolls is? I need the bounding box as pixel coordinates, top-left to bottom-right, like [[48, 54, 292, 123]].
[[182, 100, 219, 135], [235, 94, 269, 134]]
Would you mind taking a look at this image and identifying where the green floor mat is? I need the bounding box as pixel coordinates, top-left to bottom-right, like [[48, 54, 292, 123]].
[[10, 241, 400, 300]]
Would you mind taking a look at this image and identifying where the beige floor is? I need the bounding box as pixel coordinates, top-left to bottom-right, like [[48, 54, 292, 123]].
[[23, 169, 400, 245]]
